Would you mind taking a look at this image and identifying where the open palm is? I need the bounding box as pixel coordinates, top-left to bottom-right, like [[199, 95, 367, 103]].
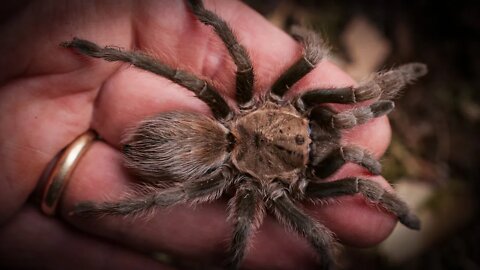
[[0, 1, 398, 269]]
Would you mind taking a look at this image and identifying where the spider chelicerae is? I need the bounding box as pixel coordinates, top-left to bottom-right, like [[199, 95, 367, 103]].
[[63, 0, 427, 269]]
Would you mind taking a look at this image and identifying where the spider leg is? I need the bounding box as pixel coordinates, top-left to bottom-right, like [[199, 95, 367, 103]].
[[61, 38, 232, 120], [187, 0, 254, 106], [271, 26, 325, 99], [304, 177, 421, 230], [296, 63, 427, 111], [74, 170, 229, 217], [311, 145, 381, 178], [311, 100, 394, 130], [226, 180, 265, 269], [271, 190, 336, 270]]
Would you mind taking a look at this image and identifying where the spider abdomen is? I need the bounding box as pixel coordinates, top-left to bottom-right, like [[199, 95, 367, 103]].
[[122, 111, 230, 182], [231, 102, 311, 181]]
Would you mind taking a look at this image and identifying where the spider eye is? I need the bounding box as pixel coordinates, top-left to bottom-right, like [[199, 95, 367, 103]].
[[295, 135, 305, 145]]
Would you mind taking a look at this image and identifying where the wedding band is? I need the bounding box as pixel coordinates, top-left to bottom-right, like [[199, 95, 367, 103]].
[[41, 130, 97, 216]]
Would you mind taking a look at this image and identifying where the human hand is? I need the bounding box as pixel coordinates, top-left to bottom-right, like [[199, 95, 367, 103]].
[[0, 0, 398, 269]]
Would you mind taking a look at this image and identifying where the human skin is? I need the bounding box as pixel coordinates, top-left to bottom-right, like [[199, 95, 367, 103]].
[[0, 0, 397, 269]]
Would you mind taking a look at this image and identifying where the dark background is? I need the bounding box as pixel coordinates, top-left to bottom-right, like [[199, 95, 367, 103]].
[[245, 0, 480, 269]]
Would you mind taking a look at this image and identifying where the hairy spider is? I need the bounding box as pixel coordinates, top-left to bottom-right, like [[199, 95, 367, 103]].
[[63, 0, 427, 269]]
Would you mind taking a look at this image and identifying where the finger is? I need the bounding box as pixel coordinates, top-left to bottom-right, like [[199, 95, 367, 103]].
[[306, 164, 398, 247], [62, 142, 232, 266], [343, 115, 392, 158], [61, 141, 399, 269], [0, 205, 175, 270], [0, 81, 97, 223], [91, 68, 212, 148]]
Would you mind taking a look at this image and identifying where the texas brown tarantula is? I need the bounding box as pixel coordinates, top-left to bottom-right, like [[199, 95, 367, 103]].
[[62, 0, 427, 269]]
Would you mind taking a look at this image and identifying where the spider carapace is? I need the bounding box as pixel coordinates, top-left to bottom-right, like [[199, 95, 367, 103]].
[[231, 102, 311, 182]]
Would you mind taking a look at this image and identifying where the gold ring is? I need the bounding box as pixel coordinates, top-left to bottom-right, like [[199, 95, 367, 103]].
[[41, 130, 97, 216]]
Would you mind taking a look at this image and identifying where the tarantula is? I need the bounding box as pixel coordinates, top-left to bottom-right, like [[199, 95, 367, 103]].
[[63, 0, 427, 269]]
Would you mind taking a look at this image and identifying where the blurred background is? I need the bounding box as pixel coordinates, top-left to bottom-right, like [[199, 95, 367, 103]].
[[244, 0, 479, 269]]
